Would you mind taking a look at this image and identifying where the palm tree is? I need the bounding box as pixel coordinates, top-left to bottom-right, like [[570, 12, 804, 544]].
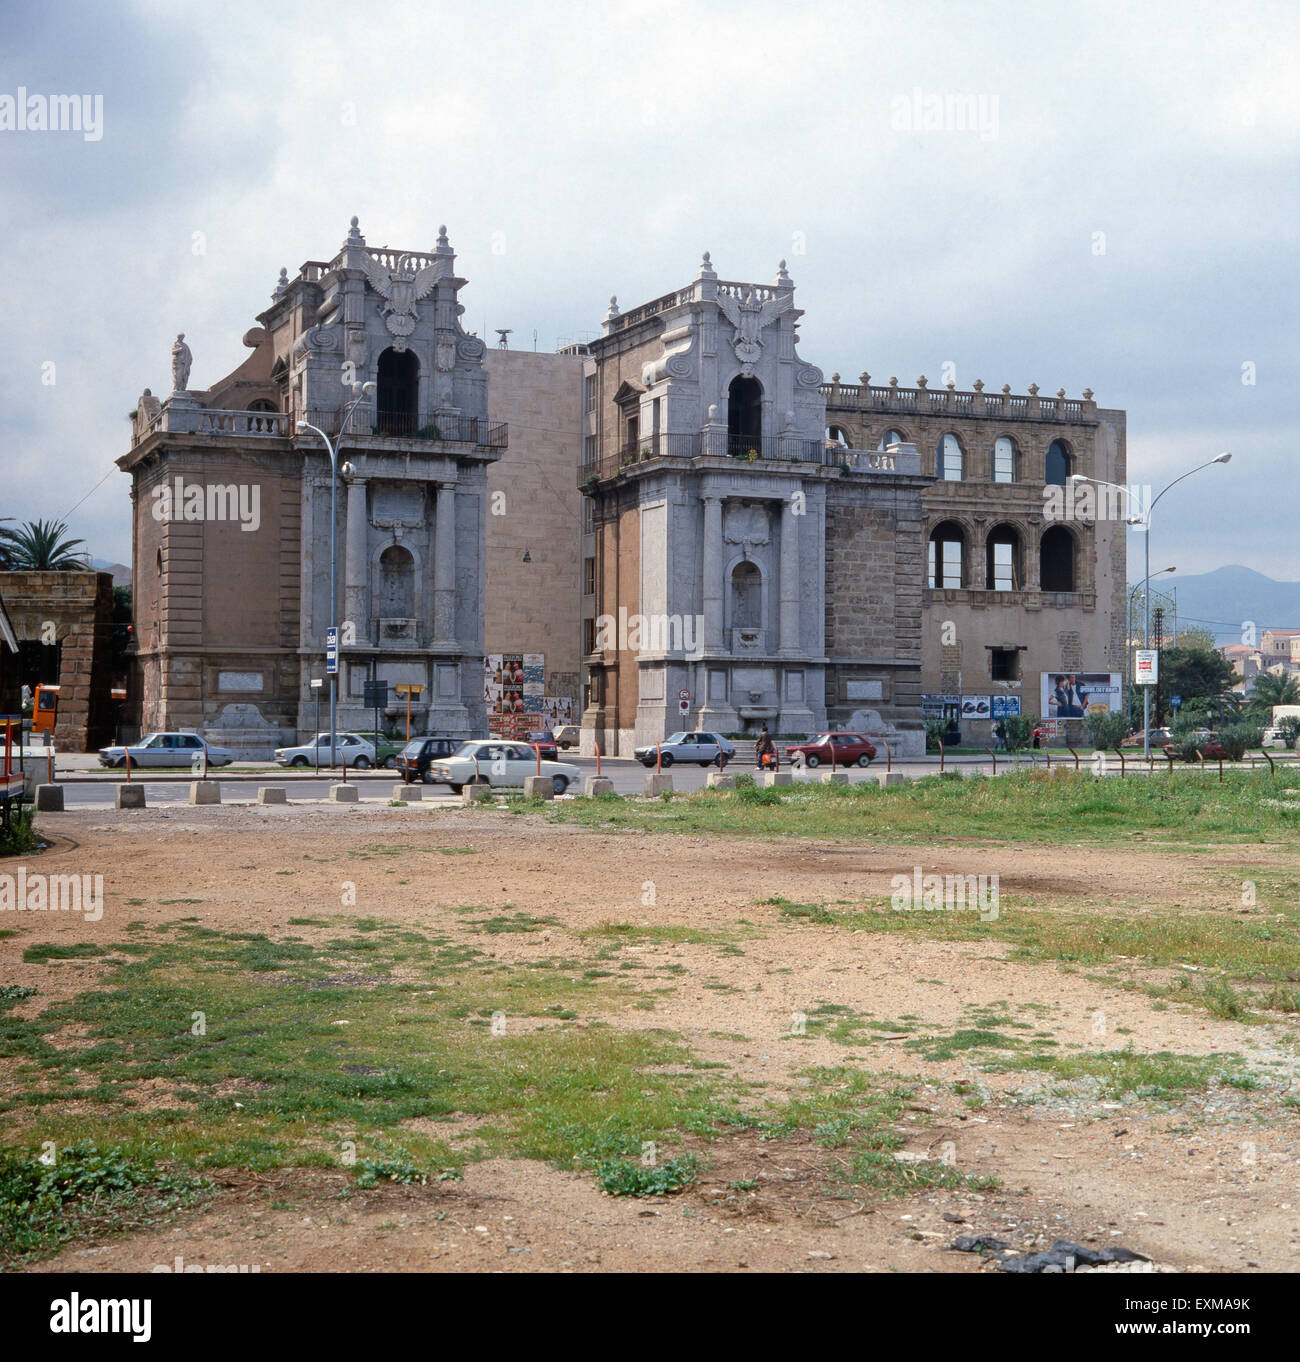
[[1, 519, 89, 571], [1247, 671, 1300, 717], [0, 519, 17, 570]]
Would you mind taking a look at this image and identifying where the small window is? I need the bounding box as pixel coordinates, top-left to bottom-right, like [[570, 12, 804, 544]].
[[584, 374, 598, 413], [582, 499, 594, 534], [878, 428, 905, 450], [583, 618, 596, 655], [937, 433, 963, 481], [993, 437, 1017, 483], [990, 649, 1020, 682], [583, 557, 595, 596], [1046, 440, 1071, 486], [583, 434, 597, 469]]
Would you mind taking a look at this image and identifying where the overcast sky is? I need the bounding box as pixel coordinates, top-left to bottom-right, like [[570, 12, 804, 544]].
[[3, 0, 1296, 581]]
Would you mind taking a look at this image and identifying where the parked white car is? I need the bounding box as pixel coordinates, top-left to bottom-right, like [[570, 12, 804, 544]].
[[553, 724, 581, 750], [633, 731, 736, 768], [426, 740, 581, 794], [274, 733, 377, 768], [1262, 727, 1296, 751], [98, 732, 234, 768]]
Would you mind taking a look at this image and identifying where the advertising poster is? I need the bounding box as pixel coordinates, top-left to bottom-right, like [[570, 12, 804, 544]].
[[1040, 672, 1122, 719], [960, 695, 992, 720], [991, 695, 1022, 718]]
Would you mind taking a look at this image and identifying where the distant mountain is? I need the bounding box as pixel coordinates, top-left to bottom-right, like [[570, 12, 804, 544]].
[[89, 558, 132, 586], [1140, 565, 1300, 643]]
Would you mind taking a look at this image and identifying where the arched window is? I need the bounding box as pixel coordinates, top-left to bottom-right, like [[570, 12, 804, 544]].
[[730, 561, 762, 628], [985, 525, 1022, 591], [376, 348, 420, 436], [1045, 439, 1072, 487], [826, 425, 850, 448], [727, 376, 763, 456], [1040, 525, 1075, 592], [937, 433, 963, 481], [993, 436, 1017, 483], [878, 428, 905, 450], [378, 545, 415, 618], [928, 521, 966, 589], [247, 398, 277, 413]]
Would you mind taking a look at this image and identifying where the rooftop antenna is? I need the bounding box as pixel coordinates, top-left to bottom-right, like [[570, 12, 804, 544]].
[[495, 328, 512, 349], [532, 329, 539, 352]]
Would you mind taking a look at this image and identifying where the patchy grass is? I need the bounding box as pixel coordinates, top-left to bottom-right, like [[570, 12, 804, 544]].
[[999, 1048, 1257, 1101], [553, 769, 1300, 846]]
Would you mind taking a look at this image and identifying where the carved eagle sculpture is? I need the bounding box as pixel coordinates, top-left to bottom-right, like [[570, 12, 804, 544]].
[[359, 252, 448, 345], [715, 287, 788, 373]]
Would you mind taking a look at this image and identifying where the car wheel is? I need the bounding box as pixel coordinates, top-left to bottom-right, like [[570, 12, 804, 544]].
[[353, 755, 370, 769], [383, 755, 397, 770], [290, 756, 309, 768], [448, 783, 463, 795], [805, 753, 820, 768], [659, 752, 674, 768], [857, 754, 871, 768], [552, 775, 569, 795], [420, 769, 435, 785]]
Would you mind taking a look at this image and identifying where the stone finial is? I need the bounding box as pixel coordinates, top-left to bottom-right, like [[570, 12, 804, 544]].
[[435, 224, 452, 254], [1056, 387, 1066, 398], [774, 258, 792, 286], [831, 372, 840, 384], [1028, 382, 1040, 396], [605, 295, 620, 321], [916, 375, 928, 388], [859, 372, 870, 386], [889, 376, 899, 388], [706, 402, 722, 425], [273, 266, 289, 299], [345, 216, 364, 247], [946, 379, 956, 391], [697, 250, 717, 280], [1083, 387, 1095, 401], [1001, 383, 1011, 394], [973, 378, 984, 391]]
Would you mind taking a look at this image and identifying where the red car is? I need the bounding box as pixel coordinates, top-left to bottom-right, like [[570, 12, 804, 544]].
[[526, 730, 558, 761], [1163, 738, 1227, 762], [784, 731, 876, 768]]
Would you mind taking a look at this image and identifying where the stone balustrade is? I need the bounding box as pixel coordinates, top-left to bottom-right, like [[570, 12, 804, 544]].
[[822, 375, 1096, 422]]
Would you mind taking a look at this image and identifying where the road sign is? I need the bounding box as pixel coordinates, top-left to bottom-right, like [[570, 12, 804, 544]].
[[679, 699, 690, 714], [326, 627, 339, 675], [363, 680, 389, 709], [1171, 694, 1183, 710], [1134, 649, 1158, 685], [678, 689, 690, 701]]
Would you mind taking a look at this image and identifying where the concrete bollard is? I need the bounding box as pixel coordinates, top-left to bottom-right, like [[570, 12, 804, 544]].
[[821, 771, 849, 785], [644, 772, 674, 796], [878, 771, 906, 787], [116, 784, 146, 809], [584, 776, 615, 797], [257, 787, 287, 805], [329, 784, 359, 803], [760, 772, 793, 787], [190, 781, 221, 805], [394, 784, 421, 801], [706, 771, 735, 789], [34, 784, 64, 811], [523, 775, 555, 800], [462, 783, 493, 804]]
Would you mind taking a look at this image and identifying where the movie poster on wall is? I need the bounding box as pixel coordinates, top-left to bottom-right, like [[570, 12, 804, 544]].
[[1039, 672, 1122, 720]]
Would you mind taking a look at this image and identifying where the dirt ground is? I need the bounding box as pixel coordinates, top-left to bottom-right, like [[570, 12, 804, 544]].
[[6, 801, 1300, 1273]]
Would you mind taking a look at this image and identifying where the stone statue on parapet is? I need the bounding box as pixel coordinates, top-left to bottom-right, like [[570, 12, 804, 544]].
[[171, 333, 193, 393]]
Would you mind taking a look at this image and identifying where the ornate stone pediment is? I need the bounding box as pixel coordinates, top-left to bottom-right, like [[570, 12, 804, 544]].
[[723, 502, 770, 551], [715, 286, 790, 376]]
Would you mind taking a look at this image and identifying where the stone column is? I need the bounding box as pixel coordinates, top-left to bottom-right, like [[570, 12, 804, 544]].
[[343, 478, 369, 643], [433, 480, 457, 645], [702, 494, 724, 651], [779, 489, 801, 655]]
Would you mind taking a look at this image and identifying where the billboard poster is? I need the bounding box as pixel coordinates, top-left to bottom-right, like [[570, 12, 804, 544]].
[[991, 695, 1021, 718], [1040, 671, 1122, 719], [960, 695, 992, 720], [922, 694, 960, 718]]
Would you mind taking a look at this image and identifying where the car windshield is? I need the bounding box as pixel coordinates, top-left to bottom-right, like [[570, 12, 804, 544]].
[[451, 742, 480, 759], [664, 732, 688, 744], [401, 740, 425, 756], [810, 734, 832, 745]]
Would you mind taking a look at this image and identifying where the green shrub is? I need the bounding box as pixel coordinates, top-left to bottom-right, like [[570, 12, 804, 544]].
[[1085, 710, 1129, 751], [595, 1154, 698, 1197]]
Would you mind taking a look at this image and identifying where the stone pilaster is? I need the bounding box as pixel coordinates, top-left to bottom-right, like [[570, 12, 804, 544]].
[[433, 481, 457, 646]]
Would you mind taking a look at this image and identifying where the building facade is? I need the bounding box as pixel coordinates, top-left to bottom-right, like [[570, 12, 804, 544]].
[[578, 255, 930, 757], [120, 219, 505, 755], [822, 375, 1128, 742]]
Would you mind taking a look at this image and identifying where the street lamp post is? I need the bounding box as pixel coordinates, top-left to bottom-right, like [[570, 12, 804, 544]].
[[296, 382, 376, 774], [1072, 452, 1231, 759]]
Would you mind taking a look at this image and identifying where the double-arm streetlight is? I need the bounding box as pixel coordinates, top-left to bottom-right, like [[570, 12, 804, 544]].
[[1072, 451, 1231, 758], [296, 382, 376, 772]]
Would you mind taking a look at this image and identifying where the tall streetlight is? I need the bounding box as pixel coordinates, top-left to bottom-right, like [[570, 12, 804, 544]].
[[1072, 451, 1231, 758], [1127, 566, 1176, 728], [296, 382, 376, 772]]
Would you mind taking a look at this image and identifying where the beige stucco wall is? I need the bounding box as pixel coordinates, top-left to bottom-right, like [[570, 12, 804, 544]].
[[483, 349, 585, 706]]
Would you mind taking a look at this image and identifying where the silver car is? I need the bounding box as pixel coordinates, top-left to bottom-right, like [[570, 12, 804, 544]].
[[274, 733, 377, 768], [633, 731, 736, 768], [98, 732, 234, 768]]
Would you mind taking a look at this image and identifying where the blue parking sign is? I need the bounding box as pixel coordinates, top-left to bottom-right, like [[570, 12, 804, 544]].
[[326, 627, 339, 675]]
